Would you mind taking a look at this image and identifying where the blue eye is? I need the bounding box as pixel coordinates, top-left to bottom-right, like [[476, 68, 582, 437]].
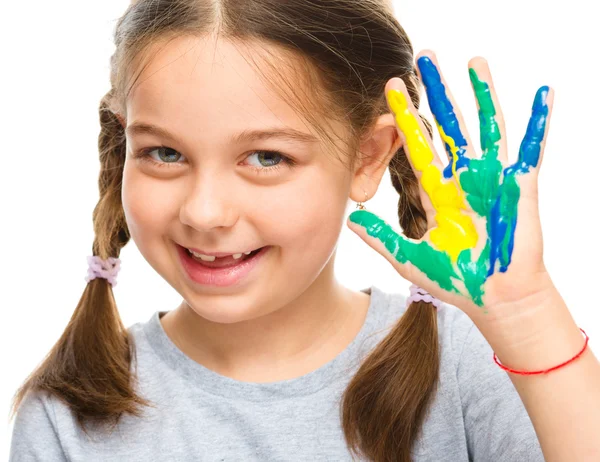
[[133, 146, 296, 174], [131, 146, 185, 170], [135, 146, 184, 167], [249, 151, 282, 167], [246, 150, 295, 174]]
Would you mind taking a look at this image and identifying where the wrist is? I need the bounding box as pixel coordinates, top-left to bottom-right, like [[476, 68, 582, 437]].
[[474, 288, 585, 372], [493, 328, 589, 375]]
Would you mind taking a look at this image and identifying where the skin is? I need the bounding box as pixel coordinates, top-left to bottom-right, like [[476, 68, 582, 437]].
[[118, 34, 401, 381], [350, 57, 551, 308], [347, 50, 600, 460], [117, 29, 600, 458]]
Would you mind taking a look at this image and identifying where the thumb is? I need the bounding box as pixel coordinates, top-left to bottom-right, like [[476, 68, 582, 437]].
[[348, 209, 410, 262], [347, 209, 461, 296]]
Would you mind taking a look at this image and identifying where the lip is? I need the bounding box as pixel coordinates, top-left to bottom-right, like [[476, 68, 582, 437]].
[[176, 244, 270, 288]]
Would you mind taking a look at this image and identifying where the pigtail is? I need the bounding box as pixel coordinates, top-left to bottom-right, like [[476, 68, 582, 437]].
[[341, 78, 440, 462], [9, 90, 153, 435]]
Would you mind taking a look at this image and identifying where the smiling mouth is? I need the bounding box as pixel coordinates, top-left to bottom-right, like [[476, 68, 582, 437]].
[[183, 246, 266, 268]]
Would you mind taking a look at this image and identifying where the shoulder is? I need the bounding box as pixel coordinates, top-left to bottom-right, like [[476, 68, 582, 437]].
[[126, 314, 157, 367], [11, 389, 58, 428], [9, 389, 66, 460]]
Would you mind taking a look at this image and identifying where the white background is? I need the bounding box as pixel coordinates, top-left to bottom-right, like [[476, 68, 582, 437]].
[[2, 0, 599, 457]]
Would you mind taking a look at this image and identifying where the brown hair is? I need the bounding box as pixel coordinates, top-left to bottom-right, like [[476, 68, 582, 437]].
[[10, 0, 439, 459]]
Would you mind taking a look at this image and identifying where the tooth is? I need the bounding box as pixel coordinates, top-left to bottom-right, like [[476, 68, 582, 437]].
[[190, 251, 216, 261], [244, 251, 252, 255], [232, 253, 243, 260]]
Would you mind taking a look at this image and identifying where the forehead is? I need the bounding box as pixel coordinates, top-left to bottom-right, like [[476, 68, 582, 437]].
[[126, 35, 317, 141]]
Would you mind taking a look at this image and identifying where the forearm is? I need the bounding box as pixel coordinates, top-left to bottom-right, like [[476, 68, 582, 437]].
[[475, 291, 600, 461]]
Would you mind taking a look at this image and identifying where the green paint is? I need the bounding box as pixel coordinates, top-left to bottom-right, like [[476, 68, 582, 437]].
[[354, 66, 544, 311], [459, 159, 502, 217], [456, 244, 490, 307], [346, 71, 506, 309], [489, 86, 549, 273], [460, 69, 503, 219], [497, 174, 520, 269], [348, 209, 461, 294], [469, 68, 502, 154]]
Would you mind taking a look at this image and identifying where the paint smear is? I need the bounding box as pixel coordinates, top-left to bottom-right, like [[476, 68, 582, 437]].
[[386, 88, 478, 262], [348, 209, 461, 294], [417, 56, 470, 180], [488, 85, 549, 273], [348, 69, 548, 309]]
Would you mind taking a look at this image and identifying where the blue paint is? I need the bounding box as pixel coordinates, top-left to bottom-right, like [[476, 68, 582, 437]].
[[504, 86, 549, 176], [487, 86, 549, 275], [417, 56, 470, 179]]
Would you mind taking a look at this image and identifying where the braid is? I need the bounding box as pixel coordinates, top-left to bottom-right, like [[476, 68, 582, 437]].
[[9, 87, 153, 435], [93, 89, 130, 259], [341, 69, 441, 461]]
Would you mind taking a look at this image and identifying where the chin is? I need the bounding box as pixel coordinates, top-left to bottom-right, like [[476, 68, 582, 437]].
[[185, 299, 270, 325]]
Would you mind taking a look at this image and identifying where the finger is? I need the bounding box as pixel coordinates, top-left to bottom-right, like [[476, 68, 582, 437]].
[[386, 79, 479, 262], [385, 77, 447, 180], [385, 77, 456, 209], [385, 76, 444, 219], [489, 87, 553, 274], [415, 50, 475, 179], [468, 57, 509, 165], [505, 85, 554, 177], [347, 209, 461, 295]]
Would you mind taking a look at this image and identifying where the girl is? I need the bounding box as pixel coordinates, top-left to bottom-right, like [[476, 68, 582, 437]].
[[9, 0, 600, 461]]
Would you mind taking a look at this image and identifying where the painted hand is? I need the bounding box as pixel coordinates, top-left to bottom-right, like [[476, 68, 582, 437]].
[[348, 50, 555, 318]]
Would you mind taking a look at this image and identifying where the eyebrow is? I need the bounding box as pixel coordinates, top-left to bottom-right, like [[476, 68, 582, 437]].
[[125, 122, 319, 145]]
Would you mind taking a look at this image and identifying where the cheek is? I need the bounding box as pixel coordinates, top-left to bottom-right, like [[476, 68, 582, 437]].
[[263, 170, 347, 263], [121, 163, 178, 244]]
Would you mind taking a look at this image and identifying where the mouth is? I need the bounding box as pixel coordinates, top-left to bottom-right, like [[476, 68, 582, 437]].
[[183, 246, 265, 269], [176, 244, 271, 287]]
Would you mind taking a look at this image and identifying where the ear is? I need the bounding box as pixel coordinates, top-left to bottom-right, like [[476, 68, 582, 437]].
[[350, 113, 403, 203]]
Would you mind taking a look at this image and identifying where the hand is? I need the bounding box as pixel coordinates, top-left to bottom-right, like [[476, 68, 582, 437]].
[[348, 50, 556, 322]]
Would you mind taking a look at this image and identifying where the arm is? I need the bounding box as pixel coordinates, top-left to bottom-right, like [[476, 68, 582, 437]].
[[9, 390, 68, 462], [474, 287, 600, 462], [347, 49, 600, 461]]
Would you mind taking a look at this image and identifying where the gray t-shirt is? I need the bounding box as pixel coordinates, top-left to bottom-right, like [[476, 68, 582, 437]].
[[9, 286, 544, 461]]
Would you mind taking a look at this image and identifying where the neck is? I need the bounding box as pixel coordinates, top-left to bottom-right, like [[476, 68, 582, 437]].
[[160, 259, 370, 382]]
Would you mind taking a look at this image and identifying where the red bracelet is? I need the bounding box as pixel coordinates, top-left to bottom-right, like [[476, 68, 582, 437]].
[[493, 328, 589, 375]]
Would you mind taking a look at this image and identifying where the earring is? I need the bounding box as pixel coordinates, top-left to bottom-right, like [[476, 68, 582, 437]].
[[356, 190, 368, 210]]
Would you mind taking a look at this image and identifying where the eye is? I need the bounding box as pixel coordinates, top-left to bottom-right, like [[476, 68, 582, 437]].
[[134, 146, 185, 168], [245, 150, 296, 174], [133, 146, 296, 173]]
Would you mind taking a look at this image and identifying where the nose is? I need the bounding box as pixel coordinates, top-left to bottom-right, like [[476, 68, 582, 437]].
[[179, 175, 238, 231]]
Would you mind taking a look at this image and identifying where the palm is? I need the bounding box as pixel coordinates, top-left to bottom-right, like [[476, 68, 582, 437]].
[[349, 51, 553, 315]]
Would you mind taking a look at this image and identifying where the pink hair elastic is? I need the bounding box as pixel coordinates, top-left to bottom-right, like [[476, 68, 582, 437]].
[[407, 284, 442, 309], [85, 256, 121, 287]]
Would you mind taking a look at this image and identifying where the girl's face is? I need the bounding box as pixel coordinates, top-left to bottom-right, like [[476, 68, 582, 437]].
[[121, 35, 356, 323]]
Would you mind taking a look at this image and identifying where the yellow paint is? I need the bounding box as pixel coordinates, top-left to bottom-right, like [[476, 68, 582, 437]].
[[436, 123, 464, 195], [387, 89, 477, 261]]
